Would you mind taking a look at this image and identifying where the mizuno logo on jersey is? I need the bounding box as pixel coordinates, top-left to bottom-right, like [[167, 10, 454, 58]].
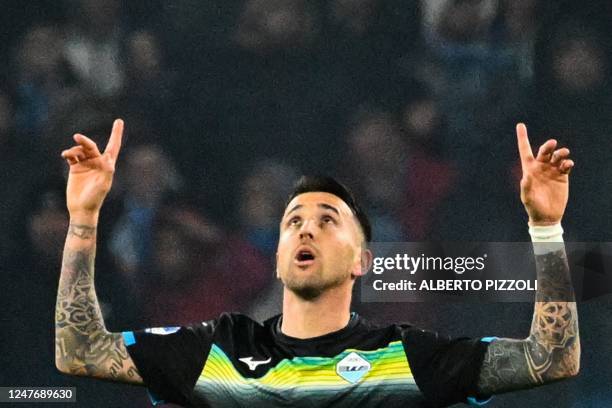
[[239, 356, 272, 370], [336, 352, 371, 383]]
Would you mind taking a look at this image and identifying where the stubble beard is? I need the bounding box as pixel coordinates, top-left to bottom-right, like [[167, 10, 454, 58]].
[[282, 265, 347, 301]]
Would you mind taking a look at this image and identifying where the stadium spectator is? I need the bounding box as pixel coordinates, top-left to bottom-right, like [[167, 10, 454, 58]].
[[145, 204, 270, 326], [343, 106, 409, 241], [63, 0, 126, 98], [13, 25, 77, 137]]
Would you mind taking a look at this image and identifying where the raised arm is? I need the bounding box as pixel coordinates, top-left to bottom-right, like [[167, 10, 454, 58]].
[[476, 124, 579, 395], [55, 119, 143, 384]]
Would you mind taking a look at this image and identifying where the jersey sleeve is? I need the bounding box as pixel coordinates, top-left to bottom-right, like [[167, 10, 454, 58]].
[[122, 320, 217, 406], [400, 326, 494, 407]]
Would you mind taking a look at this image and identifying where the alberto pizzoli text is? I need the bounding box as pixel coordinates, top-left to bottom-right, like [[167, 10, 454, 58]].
[[372, 279, 537, 291]]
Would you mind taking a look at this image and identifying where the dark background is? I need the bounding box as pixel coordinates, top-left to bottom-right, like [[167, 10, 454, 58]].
[[1, 0, 611, 406]]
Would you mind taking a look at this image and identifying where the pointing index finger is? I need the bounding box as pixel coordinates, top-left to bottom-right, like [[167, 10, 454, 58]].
[[104, 119, 124, 160], [516, 122, 533, 167]]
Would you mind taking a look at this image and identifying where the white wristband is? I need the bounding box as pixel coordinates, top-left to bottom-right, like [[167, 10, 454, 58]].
[[528, 223, 564, 242], [529, 223, 564, 255]]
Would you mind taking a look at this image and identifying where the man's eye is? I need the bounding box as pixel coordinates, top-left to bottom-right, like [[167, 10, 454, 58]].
[[322, 216, 335, 224], [289, 217, 301, 226]]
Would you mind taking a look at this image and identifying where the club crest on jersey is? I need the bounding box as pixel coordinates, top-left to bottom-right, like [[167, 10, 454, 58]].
[[145, 327, 180, 335], [336, 352, 371, 383]]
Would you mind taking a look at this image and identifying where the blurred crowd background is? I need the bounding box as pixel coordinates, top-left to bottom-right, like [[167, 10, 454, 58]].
[[1, 0, 612, 406]]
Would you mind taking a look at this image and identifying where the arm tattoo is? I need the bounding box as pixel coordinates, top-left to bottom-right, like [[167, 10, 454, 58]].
[[55, 224, 143, 384], [477, 248, 580, 395], [67, 224, 96, 239]]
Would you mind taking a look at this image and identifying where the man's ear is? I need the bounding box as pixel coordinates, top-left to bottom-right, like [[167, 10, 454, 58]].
[[353, 248, 372, 277]]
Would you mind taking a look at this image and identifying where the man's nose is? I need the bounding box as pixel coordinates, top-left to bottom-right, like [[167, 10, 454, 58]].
[[299, 219, 315, 240]]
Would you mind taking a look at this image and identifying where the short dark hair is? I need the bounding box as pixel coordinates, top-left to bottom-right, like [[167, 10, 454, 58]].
[[285, 176, 372, 242]]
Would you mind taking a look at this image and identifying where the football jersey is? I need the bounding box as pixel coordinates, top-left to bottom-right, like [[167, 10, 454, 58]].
[[123, 313, 493, 407]]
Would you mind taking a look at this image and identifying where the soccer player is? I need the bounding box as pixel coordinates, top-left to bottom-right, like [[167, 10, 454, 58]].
[[55, 119, 579, 407]]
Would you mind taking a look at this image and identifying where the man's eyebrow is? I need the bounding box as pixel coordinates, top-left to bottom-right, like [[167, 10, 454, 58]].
[[286, 204, 303, 215], [285, 203, 340, 216], [318, 203, 340, 215]]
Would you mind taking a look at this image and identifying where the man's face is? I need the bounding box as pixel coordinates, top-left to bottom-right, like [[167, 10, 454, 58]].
[[276, 192, 366, 299]]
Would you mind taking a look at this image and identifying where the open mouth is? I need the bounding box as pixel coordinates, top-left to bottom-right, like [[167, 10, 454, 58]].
[[295, 247, 316, 265]]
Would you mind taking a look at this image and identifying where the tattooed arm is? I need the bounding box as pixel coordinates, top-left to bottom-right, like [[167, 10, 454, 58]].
[[55, 222, 143, 384], [55, 120, 143, 384], [475, 124, 580, 395], [476, 240, 580, 394]]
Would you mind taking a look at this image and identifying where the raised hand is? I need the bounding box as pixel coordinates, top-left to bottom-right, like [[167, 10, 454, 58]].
[[516, 123, 574, 225], [61, 119, 124, 220]]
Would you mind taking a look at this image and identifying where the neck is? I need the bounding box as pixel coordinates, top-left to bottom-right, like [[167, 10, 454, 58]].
[[281, 282, 353, 339]]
